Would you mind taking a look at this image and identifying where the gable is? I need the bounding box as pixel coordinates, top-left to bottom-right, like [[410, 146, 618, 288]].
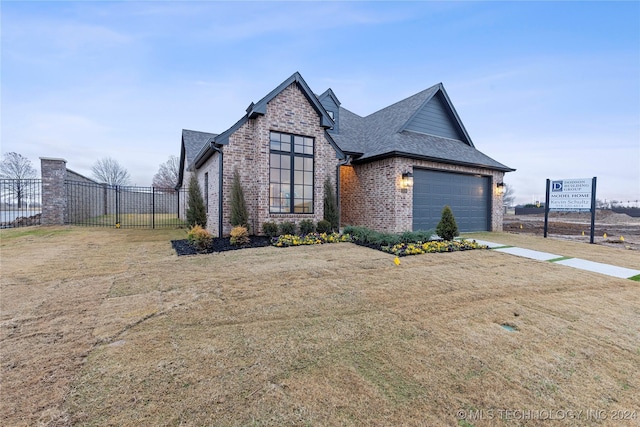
[[246, 72, 334, 129], [177, 129, 218, 188], [318, 91, 340, 133], [404, 93, 463, 141]]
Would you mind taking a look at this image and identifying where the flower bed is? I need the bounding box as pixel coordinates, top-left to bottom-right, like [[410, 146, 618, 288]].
[[381, 239, 488, 256], [171, 236, 271, 256], [171, 227, 487, 257], [272, 232, 352, 247]]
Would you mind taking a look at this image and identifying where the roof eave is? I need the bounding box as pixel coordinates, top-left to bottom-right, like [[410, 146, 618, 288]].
[[248, 72, 334, 129], [177, 136, 187, 189], [323, 131, 346, 160], [318, 88, 342, 107], [193, 138, 223, 169], [353, 151, 515, 172]]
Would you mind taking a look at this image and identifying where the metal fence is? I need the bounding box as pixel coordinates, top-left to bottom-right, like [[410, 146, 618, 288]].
[[65, 181, 188, 228], [0, 179, 42, 228]]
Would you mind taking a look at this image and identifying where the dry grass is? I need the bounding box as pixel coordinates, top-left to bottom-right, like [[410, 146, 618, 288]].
[[1, 227, 639, 426]]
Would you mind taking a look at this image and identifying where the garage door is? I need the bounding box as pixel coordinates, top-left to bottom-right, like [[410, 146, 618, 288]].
[[412, 169, 490, 232]]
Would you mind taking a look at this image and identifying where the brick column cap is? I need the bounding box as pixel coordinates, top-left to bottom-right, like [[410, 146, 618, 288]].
[[39, 157, 67, 163]]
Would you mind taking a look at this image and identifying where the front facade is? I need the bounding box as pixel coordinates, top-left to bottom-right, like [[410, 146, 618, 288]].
[[177, 72, 514, 237]]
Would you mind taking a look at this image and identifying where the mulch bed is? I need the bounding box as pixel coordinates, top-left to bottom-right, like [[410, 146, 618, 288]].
[[171, 236, 272, 256], [350, 240, 386, 253], [171, 237, 485, 257], [171, 236, 384, 256]]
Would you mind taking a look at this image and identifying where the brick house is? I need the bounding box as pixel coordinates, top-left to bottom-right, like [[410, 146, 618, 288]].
[[177, 72, 514, 237]]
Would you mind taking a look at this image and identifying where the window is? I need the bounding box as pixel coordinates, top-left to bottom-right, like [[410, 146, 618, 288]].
[[204, 172, 209, 211], [269, 131, 314, 213], [326, 111, 335, 129]]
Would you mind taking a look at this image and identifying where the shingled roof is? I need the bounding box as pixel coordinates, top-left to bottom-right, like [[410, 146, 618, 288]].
[[177, 129, 218, 188], [177, 74, 513, 188], [328, 83, 513, 172]]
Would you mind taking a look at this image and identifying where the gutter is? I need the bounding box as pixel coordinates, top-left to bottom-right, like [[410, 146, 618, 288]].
[[210, 144, 224, 238], [353, 151, 516, 173]]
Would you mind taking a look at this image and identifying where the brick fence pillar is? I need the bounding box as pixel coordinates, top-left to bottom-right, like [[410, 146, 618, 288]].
[[40, 157, 67, 225]]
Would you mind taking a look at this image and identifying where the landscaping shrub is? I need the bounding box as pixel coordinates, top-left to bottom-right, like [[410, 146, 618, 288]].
[[436, 205, 459, 241], [343, 226, 435, 247], [262, 221, 279, 238], [316, 219, 332, 234], [299, 219, 315, 235], [186, 175, 207, 228], [323, 177, 339, 231], [230, 169, 249, 230], [342, 225, 400, 246], [279, 221, 297, 236], [375, 232, 401, 246], [230, 226, 250, 246], [186, 224, 212, 250], [342, 225, 371, 242]]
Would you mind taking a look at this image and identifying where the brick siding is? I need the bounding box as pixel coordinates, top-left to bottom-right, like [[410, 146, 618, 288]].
[[194, 82, 505, 236], [197, 83, 340, 236], [341, 158, 505, 233], [40, 158, 68, 225]]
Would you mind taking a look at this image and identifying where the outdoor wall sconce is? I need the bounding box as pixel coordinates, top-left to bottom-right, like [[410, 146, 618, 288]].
[[401, 172, 414, 190], [496, 182, 505, 196]]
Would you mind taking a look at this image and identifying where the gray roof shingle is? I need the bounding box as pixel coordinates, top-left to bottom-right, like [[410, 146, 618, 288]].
[[178, 75, 513, 182], [330, 84, 514, 172], [328, 107, 366, 154], [182, 129, 217, 170]]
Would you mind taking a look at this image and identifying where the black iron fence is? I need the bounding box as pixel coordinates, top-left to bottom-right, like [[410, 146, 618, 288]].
[[0, 179, 42, 228], [65, 181, 188, 228]]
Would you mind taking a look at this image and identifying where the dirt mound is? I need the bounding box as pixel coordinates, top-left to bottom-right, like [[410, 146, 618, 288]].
[[506, 210, 638, 225], [504, 211, 640, 250]]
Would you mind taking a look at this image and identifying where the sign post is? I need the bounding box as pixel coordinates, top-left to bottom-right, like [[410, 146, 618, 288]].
[[544, 179, 551, 238], [589, 177, 597, 244], [544, 177, 597, 243]]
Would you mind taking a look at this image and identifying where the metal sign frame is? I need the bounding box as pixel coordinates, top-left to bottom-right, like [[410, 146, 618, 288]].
[[544, 177, 597, 244]]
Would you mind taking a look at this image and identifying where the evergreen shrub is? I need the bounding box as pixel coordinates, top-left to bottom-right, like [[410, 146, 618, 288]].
[[436, 205, 459, 241]]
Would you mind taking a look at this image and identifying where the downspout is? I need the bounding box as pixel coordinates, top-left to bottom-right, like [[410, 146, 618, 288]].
[[335, 155, 351, 231], [211, 144, 224, 238]]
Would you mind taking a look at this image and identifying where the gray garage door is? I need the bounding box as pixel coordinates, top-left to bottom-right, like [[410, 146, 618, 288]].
[[413, 169, 490, 232]]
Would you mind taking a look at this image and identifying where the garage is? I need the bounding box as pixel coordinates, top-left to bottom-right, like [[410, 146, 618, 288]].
[[412, 169, 491, 232]]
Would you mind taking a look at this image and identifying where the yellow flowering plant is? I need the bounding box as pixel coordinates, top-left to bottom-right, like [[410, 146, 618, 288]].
[[382, 239, 488, 256], [272, 232, 352, 247]]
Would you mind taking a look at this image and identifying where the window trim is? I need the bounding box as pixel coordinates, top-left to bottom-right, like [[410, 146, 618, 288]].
[[269, 131, 315, 214], [204, 172, 209, 212]]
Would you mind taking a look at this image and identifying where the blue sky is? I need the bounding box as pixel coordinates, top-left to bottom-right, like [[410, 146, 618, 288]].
[[2, 1, 639, 205]]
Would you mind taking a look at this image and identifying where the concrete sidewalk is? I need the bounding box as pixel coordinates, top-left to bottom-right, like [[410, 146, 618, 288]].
[[473, 240, 640, 280]]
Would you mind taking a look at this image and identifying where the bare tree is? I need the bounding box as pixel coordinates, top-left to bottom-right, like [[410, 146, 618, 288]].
[[152, 155, 179, 190], [0, 152, 38, 208], [503, 183, 516, 207], [91, 157, 131, 186]]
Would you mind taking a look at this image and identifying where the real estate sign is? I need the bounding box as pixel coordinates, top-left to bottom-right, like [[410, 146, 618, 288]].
[[548, 178, 593, 211], [544, 177, 597, 243]]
